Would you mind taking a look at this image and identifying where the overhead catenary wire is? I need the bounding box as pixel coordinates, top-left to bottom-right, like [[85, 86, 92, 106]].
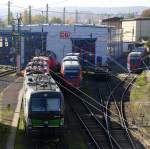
[[0, 56, 148, 140], [49, 68, 144, 141]]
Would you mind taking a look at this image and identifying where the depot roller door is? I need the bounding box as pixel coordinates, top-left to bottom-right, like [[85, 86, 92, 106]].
[[71, 38, 96, 68]]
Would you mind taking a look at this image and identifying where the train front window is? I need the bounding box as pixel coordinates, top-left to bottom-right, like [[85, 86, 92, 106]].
[[47, 98, 60, 111], [65, 68, 80, 77], [31, 98, 46, 112], [130, 56, 141, 65], [30, 98, 60, 112], [65, 71, 80, 77]]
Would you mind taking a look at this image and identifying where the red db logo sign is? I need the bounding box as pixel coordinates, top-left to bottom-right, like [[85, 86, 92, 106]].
[[60, 31, 70, 39]]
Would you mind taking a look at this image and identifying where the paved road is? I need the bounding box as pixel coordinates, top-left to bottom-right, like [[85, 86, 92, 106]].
[[0, 77, 23, 149]]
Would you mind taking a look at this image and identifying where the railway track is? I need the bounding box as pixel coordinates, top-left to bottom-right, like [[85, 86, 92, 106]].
[[54, 72, 134, 148], [52, 70, 143, 149], [0, 69, 16, 77], [105, 74, 138, 149], [31, 139, 65, 149], [66, 88, 111, 149], [20, 132, 67, 149], [59, 79, 124, 149]]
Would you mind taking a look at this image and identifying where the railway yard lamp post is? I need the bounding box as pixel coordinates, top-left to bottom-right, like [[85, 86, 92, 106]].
[[11, 20, 16, 67], [16, 14, 22, 74], [11, 14, 22, 74], [41, 24, 44, 55], [11, 19, 20, 73]]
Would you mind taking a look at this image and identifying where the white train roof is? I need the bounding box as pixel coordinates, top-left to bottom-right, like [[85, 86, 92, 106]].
[[24, 74, 60, 92], [129, 51, 143, 56], [62, 60, 80, 68], [62, 56, 79, 62]]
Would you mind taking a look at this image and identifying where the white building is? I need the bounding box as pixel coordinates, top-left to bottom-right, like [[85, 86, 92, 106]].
[[122, 17, 150, 42], [122, 17, 150, 51], [0, 24, 122, 65]]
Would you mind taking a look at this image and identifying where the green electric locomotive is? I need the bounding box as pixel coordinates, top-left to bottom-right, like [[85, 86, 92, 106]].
[[23, 74, 64, 137]]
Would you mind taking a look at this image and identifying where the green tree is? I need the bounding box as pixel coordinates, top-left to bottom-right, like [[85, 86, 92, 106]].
[[50, 17, 62, 24], [32, 14, 46, 24], [141, 8, 150, 17]]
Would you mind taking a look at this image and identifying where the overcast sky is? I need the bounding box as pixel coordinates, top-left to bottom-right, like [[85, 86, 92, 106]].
[[0, 0, 150, 8]]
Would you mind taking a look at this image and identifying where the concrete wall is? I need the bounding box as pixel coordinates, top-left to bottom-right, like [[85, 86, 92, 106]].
[[136, 20, 150, 40]]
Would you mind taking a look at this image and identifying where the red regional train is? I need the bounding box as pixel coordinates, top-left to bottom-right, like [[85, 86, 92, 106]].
[[61, 57, 82, 88], [127, 51, 148, 73], [39, 55, 58, 72]]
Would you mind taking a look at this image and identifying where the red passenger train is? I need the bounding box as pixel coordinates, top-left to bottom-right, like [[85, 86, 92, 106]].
[[60, 57, 82, 88], [39, 55, 58, 72]]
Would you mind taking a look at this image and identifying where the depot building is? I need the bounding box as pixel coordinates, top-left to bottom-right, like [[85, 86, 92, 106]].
[[0, 24, 122, 66]]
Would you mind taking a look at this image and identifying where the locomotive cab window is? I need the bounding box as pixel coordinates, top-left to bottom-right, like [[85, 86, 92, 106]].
[[0, 37, 3, 48], [47, 98, 60, 111], [30, 97, 60, 112], [31, 98, 46, 112]]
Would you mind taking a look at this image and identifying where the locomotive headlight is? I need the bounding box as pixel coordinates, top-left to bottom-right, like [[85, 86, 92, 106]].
[[60, 118, 64, 126]]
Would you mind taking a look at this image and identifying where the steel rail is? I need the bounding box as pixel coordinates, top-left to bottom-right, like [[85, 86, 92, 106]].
[[67, 90, 111, 149], [105, 74, 138, 149], [104, 75, 129, 149], [0, 69, 16, 77], [120, 75, 138, 149]]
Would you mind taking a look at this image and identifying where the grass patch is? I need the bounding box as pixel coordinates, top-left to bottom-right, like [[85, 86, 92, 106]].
[[136, 72, 147, 86], [130, 71, 148, 101], [130, 71, 150, 127]]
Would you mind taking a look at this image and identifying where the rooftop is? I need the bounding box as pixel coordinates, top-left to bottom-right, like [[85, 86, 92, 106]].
[[123, 17, 150, 21], [102, 17, 123, 22]]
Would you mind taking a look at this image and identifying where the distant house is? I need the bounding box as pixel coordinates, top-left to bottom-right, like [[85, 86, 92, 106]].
[[102, 17, 123, 29], [122, 17, 150, 42]]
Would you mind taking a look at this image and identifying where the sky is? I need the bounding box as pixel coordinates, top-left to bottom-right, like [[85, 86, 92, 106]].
[[0, 0, 150, 9]]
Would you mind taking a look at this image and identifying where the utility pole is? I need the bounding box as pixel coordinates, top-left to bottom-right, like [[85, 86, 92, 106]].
[[46, 4, 49, 24], [8, 1, 11, 25], [16, 13, 22, 74], [41, 26, 44, 54], [11, 19, 16, 66], [63, 7, 66, 24], [75, 10, 78, 24], [29, 5, 32, 24]]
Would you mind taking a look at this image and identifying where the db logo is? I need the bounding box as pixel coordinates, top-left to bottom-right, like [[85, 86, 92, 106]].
[[60, 31, 70, 39]]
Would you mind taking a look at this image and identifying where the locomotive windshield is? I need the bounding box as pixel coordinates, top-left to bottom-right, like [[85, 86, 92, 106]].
[[130, 56, 141, 65], [30, 97, 60, 112], [64, 67, 80, 77]]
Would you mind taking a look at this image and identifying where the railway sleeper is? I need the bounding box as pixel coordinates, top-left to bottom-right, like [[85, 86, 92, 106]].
[[90, 129, 105, 134]]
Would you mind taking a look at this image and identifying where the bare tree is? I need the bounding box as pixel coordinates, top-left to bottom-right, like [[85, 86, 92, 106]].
[[141, 8, 150, 17]]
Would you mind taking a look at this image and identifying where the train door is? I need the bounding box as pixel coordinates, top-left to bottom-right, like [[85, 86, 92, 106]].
[[71, 38, 96, 68]]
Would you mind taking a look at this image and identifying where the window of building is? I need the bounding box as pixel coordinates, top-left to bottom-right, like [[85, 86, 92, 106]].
[[0, 37, 3, 47], [5, 37, 8, 47]]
